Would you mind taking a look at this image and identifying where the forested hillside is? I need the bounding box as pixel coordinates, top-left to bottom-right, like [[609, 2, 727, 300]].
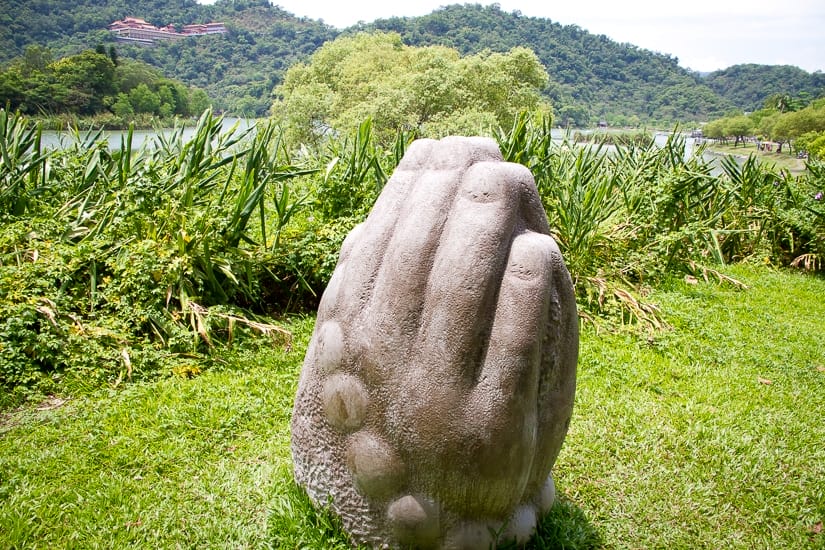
[[703, 64, 825, 112], [114, 5, 335, 116], [0, 0, 206, 56], [2, 0, 822, 122], [0, 0, 336, 115]]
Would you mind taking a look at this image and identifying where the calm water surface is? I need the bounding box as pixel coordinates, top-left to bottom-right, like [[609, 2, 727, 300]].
[[42, 123, 721, 169], [40, 117, 255, 150]]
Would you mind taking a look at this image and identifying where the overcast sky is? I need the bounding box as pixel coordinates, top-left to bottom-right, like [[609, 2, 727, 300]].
[[196, 0, 824, 73]]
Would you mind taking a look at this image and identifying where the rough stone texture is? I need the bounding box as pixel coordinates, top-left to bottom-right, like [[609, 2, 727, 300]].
[[291, 136, 579, 548]]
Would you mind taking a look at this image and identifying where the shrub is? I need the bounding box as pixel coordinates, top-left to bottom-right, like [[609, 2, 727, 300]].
[[2, 108, 823, 401]]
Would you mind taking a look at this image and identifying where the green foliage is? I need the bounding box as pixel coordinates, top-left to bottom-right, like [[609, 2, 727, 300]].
[[117, 9, 336, 116], [0, 48, 210, 120], [795, 130, 825, 159], [782, 159, 825, 268], [499, 112, 824, 326], [50, 50, 117, 115], [128, 83, 161, 114], [0, 0, 336, 117], [0, 110, 309, 399], [7, 1, 820, 124], [313, 118, 412, 219], [272, 31, 550, 143], [0, 109, 420, 400], [0, 109, 47, 216], [3, 106, 825, 400], [571, 130, 655, 147], [704, 100, 825, 153], [723, 115, 755, 146]]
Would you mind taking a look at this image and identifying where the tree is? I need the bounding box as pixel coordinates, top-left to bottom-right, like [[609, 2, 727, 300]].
[[49, 50, 116, 114], [724, 115, 754, 147], [795, 131, 825, 158], [0, 66, 27, 111], [111, 92, 134, 117], [107, 45, 118, 67], [21, 45, 51, 72], [764, 93, 801, 113], [702, 118, 726, 142], [556, 104, 590, 128], [271, 31, 550, 145], [764, 103, 825, 152], [189, 88, 211, 114], [114, 59, 164, 94], [156, 83, 176, 115], [129, 83, 161, 114], [1, 47, 210, 118]]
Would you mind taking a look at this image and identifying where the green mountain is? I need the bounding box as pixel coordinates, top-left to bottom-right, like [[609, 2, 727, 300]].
[[2, 0, 821, 122], [367, 4, 734, 125], [0, 0, 336, 116], [0, 0, 207, 57], [702, 64, 825, 112]]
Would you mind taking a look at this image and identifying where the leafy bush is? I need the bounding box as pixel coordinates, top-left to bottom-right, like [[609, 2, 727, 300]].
[[2, 108, 823, 402], [1, 110, 309, 400], [499, 112, 823, 326], [782, 159, 825, 269]]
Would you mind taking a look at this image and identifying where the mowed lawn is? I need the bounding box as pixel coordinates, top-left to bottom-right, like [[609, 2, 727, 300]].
[[1, 265, 823, 549]]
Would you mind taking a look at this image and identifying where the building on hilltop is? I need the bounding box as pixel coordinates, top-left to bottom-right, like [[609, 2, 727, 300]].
[[108, 17, 227, 45], [182, 22, 229, 35]]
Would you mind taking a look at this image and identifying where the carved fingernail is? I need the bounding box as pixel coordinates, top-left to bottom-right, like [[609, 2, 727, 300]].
[[322, 373, 368, 432], [312, 321, 344, 374], [462, 163, 505, 203], [346, 432, 405, 500], [462, 162, 531, 204], [387, 495, 439, 545], [508, 233, 552, 280]]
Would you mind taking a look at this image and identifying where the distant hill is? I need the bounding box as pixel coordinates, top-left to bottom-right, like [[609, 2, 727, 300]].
[[2, 0, 821, 122], [702, 64, 825, 112], [0, 0, 207, 55], [368, 4, 734, 125], [112, 3, 335, 116], [0, 0, 336, 116]]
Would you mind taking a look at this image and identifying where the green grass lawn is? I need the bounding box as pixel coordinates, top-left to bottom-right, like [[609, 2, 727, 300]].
[[705, 142, 808, 175], [1, 265, 824, 549]]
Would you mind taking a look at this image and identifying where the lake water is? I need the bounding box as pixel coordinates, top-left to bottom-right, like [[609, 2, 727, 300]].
[[42, 122, 721, 170], [39, 117, 255, 150]]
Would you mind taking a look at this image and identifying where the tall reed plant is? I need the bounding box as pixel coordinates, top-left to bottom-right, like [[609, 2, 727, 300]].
[[314, 118, 412, 220], [498, 112, 819, 326], [0, 110, 315, 398], [0, 109, 48, 216]]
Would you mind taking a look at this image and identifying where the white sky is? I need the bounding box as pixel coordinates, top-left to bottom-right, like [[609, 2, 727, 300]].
[[196, 0, 824, 73]]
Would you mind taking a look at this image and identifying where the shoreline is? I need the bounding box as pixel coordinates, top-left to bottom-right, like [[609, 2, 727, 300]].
[[702, 142, 808, 175]]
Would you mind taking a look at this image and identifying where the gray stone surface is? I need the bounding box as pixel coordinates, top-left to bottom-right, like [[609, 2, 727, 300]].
[[291, 136, 579, 548]]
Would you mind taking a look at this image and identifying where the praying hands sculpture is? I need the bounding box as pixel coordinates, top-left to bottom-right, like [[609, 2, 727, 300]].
[[291, 136, 578, 548]]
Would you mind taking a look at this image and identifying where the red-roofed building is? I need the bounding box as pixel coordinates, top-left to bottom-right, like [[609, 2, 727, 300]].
[[108, 17, 227, 45]]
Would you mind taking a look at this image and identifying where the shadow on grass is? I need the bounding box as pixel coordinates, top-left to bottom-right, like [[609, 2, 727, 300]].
[[271, 483, 602, 549]]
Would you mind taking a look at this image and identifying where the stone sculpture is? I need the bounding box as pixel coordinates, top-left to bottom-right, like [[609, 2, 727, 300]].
[[291, 136, 578, 549]]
